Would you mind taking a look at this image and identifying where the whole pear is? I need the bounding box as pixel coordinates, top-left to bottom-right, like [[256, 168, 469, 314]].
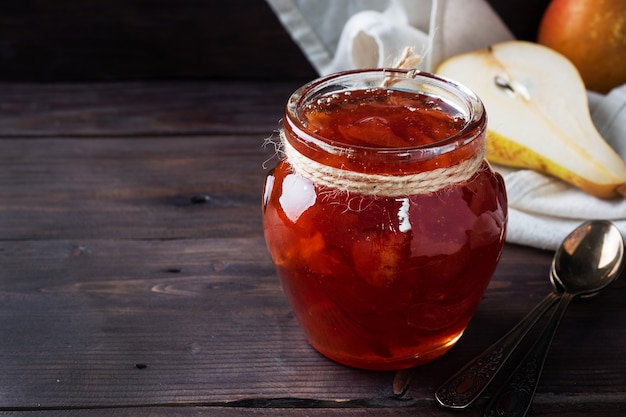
[[538, 0, 626, 93]]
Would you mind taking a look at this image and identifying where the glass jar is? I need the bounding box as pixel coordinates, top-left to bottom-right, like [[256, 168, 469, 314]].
[[262, 69, 507, 371]]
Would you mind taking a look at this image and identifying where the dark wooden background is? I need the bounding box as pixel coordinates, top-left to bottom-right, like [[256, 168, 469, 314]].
[[0, 0, 551, 82], [3, 1, 626, 415]]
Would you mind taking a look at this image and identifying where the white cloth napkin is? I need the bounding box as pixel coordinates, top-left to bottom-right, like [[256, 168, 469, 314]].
[[265, 0, 514, 74], [266, 0, 626, 250]]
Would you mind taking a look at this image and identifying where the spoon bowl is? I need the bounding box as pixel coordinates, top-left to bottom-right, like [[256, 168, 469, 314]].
[[551, 220, 625, 296]]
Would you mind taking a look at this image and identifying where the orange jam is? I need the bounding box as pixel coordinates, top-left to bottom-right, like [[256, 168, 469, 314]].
[[263, 70, 507, 370]]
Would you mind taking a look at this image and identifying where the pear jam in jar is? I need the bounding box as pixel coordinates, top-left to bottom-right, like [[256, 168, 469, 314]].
[[262, 69, 507, 370]]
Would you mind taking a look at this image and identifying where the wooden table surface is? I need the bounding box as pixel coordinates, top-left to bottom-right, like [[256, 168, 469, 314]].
[[1, 80, 625, 416]]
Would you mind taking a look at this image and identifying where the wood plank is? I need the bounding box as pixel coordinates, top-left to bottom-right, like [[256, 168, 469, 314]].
[[0, 237, 624, 414], [0, 406, 624, 417], [0, 135, 276, 240], [0, 408, 448, 417], [0, 82, 300, 137], [0, 238, 397, 408]]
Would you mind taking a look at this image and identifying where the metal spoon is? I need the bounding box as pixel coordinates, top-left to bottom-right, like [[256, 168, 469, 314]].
[[434, 220, 624, 409], [484, 220, 624, 417]]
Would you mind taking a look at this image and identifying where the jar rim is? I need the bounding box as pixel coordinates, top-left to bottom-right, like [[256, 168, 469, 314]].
[[284, 68, 486, 160]]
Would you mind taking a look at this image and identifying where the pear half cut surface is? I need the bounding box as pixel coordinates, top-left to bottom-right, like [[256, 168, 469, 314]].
[[436, 40, 626, 199]]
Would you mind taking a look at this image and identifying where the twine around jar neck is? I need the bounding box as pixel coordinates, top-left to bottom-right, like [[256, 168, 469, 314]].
[[280, 130, 486, 197]]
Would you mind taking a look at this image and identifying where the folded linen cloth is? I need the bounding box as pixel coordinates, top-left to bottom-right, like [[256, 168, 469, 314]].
[[265, 0, 513, 74], [266, 0, 626, 250]]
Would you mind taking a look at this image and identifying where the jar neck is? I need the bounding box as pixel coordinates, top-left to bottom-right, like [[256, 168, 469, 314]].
[[281, 69, 487, 196], [283, 113, 486, 176]]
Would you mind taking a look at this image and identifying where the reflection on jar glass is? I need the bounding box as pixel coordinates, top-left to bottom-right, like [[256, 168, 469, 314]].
[[262, 69, 508, 371]]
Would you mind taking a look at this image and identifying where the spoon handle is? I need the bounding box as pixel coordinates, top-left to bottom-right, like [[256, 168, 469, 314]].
[[435, 292, 560, 409], [484, 292, 575, 417]]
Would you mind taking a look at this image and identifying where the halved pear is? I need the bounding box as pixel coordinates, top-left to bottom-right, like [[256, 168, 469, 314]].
[[436, 40, 626, 199]]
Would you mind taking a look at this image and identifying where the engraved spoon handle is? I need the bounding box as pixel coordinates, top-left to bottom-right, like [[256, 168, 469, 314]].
[[484, 292, 574, 417], [435, 292, 560, 409]]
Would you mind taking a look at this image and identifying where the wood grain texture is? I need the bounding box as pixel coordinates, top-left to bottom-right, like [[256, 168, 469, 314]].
[[1, 237, 624, 414], [1, 82, 625, 416], [0, 81, 300, 136], [0, 135, 271, 240]]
